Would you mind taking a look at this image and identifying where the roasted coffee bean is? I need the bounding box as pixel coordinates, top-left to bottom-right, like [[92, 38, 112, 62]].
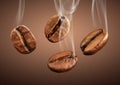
[[48, 51, 78, 73], [10, 25, 36, 54], [44, 15, 70, 43], [80, 29, 108, 55]]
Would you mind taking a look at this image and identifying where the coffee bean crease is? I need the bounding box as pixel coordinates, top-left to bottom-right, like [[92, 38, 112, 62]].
[[16, 27, 33, 52], [81, 29, 103, 51], [48, 17, 64, 38], [49, 54, 74, 63]]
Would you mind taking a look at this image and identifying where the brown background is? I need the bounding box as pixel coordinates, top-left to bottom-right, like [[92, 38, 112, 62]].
[[0, 0, 120, 85]]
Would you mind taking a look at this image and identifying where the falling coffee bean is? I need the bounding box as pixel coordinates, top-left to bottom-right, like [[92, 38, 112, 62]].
[[10, 25, 36, 54], [80, 29, 108, 55], [44, 15, 70, 43], [48, 51, 78, 73]]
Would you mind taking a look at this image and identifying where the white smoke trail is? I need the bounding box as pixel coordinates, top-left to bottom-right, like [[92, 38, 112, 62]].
[[92, 0, 108, 32], [54, 0, 80, 56], [16, 0, 25, 26], [54, 0, 80, 20]]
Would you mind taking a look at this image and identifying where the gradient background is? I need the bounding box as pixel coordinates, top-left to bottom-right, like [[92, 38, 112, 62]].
[[0, 0, 120, 85]]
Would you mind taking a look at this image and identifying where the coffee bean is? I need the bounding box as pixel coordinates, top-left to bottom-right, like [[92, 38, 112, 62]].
[[48, 51, 78, 73], [44, 15, 70, 43], [80, 29, 108, 55], [10, 25, 36, 54]]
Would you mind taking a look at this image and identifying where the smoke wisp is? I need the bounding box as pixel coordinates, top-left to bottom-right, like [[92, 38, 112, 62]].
[[92, 0, 108, 32], [54, 0, 80, 56], [16, 0, 25, 26]]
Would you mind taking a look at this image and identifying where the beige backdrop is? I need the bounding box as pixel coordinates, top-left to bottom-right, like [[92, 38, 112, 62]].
[[0, 0, 120, 85]]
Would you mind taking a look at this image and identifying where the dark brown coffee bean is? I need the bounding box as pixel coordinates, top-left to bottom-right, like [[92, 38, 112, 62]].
[[80, 29, 108, 55], [48, 51, 78, 73], [44, 15, 70, 43], [10, 25, 36, 54]]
